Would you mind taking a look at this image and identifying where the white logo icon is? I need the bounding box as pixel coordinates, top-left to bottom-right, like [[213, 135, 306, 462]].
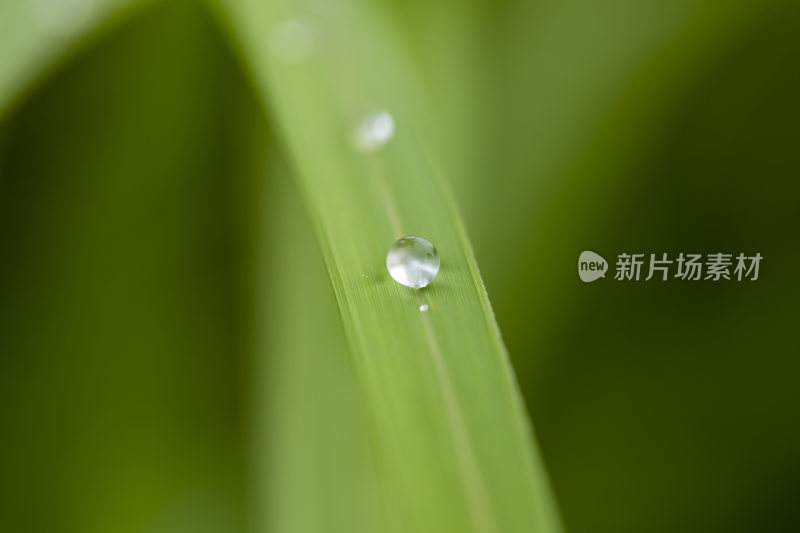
[[579, 251, 608, 282]]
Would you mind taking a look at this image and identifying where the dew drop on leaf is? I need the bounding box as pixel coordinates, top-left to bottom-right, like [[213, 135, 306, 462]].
[[354, 110, 395, 152], [386, 236, 440, 289], [29, 0, 94, 37]]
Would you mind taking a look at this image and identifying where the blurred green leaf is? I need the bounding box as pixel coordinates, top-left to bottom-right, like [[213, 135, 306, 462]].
[[0, 2, 260, 531], [0, 0, 152, 118]]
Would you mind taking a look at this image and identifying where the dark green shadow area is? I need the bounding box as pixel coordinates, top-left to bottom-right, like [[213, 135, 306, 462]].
[[0, 1, 268, 532], [496, 6, 800, 533]]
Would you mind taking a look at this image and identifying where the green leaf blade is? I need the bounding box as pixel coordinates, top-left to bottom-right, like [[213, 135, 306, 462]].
[[214, 1, 563, 531]]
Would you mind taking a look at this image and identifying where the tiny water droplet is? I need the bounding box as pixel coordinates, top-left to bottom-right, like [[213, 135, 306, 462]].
[[386, 236, 440, 289], [354, 110, 395, 152], [419, 304, 429, 312], [269, 19, 315, 63], [30, 0, 94, 36]]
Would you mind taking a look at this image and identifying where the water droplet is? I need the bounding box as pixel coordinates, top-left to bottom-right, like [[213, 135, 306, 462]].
[[269, 19, 314, 63], [419, 304, 429, 312], [386, 236, 440, 289], [354, 110, 395, 152], [30, 0, 94, 37]]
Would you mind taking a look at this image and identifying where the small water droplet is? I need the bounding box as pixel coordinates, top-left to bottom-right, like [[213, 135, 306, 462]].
[[30, 0, 94, 37], [354, 110, 395, 152], [269, 19, 315, 63], [419, 304, 429, 312], [386, 236, 440, 289]]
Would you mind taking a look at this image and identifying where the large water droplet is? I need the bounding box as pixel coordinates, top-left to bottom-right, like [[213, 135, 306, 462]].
[[354, 110, 395, 152], [269, 19, 314, 63], [386, 236, 440, 289]]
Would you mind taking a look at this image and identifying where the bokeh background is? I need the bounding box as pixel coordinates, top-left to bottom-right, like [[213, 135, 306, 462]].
[[1, 0, 799, 532]]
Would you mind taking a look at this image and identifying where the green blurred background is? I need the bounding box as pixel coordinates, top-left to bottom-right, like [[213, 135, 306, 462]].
[[1, 0, 798, 532]]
